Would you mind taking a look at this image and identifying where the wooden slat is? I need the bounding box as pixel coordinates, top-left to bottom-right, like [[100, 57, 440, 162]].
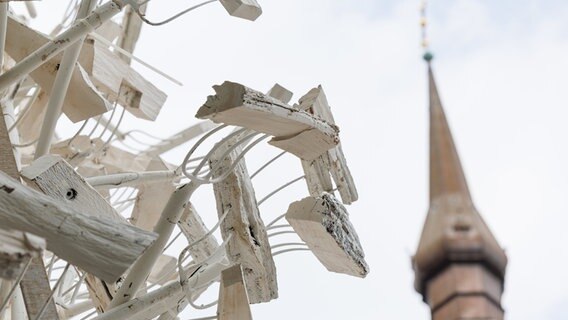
[[285, 193, 369, 277], [177, 203, 220, 261], [210, 139, 278, 303], [298, 86, 358, 204], [196, 81, 339, 160], [217, 264, 253, 320], [0, 170, 158, 283], [0, 229, 45, 280], [5, 17, 111, 123], [219, 0, 262, 21], [0, 104, 59, 319]]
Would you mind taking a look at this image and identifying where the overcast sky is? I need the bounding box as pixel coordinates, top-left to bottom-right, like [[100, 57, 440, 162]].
[[15, 0, 568, 319]]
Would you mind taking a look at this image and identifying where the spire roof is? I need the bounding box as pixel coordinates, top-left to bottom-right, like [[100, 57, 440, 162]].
[[427, 64, 471, 202], [413, 62, 507, 295]]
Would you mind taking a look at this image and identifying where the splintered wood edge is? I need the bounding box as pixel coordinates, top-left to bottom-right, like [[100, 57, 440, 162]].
[[285, 193, 369, 277]]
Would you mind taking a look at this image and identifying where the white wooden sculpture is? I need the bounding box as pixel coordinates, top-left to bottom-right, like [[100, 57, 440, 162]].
[[0, 230, 45, 280], [286, 193, 369, 277], [196, 81, 340, 160], [217, 264, 253, 320], [0, 1, 370, 319], [209, 138, 278, 303]]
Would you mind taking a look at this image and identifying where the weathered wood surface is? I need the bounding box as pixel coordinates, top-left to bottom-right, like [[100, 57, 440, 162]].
[[266, 83, 292, 104], [117, 4, 146, 63], [79, 37, 167, 121], [147, 255, 177, 285], [286, 193, 369, 277], [0, 229, 45, 280], [178, 203, 220, 261], [0, 104, 60, 320], [298, 86, 358, 204], [217, 264, 253, 320], [130, 158, 175, 231], [21, 155, 123, 222], [16, 89, 46, 148], [21, 154, 126, 313], [143, 121, 217, 157], [0, 170, 158, 282], [49, 135, 97, 167], [5, 16, 111, 122], [210, 140, 278, 303], [196, 81, 339, 160], [219, 0, 262, 21], [97, 144, 152, 174]]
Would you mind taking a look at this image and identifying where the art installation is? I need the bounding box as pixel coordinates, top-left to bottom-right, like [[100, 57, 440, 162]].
[[0, 1, 369, 319]]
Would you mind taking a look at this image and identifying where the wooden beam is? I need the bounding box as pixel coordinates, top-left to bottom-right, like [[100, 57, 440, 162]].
[[96, 144, 152, 174], [0, 170, 158, 283], [0, 229, 45, 280], [196, 81, 339, 160], [21, 155, 123, 222], [5, 17, 111, 123], [177, 203, 220, 261], [79, 37, 167, 121], [117, 4, 146, 64], [210, 140, 278, 303], [298, 86, 358, 204], [130, 158, 176, 231], [285, 193, 369, 277], [217, 264, 253, 320], [219, 0, 262, 21], [0, 101, 60, 320], [266, 83, 292, 104]]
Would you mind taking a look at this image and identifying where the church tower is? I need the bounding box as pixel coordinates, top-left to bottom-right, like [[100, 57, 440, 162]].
[[412, 54, 508, 319]]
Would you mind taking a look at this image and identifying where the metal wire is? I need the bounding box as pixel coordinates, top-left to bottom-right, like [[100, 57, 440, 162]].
[[136, 0, 217, 26]]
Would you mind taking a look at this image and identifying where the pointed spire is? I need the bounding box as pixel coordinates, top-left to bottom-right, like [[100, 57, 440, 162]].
[[413, 62, 508, 318], [427, 63, 472, 202]]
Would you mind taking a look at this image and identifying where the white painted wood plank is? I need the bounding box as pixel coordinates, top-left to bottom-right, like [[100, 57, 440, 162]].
[[266, 83, 292, 104], [217, 264, 253, 320], [210, 140, 278, 303], [80, 37, 167, 121], [177, 203, 220, 262], [297, 86, 358, 204], [0, 229, 45, 280], [285, 193, 369, 277], [219, 0, 262, 21], [130, 158, 175, 231], [5, 16, 111, 123], [196, 81, 339, 160], [0, 170, 158, 283], [21, 154, 123, 222], [0, 106, 59, 319]]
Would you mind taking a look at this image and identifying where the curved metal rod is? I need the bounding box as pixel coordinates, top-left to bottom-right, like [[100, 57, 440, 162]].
[[250, 150, 287, 179], [257, 175, 305, 206], [272, 248, 311, 257]]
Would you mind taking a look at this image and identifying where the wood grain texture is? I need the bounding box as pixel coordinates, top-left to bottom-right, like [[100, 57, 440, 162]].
[[0, 170, 158, 283], [1, 101, 60, 319], [286, 193, 369, 277], [21, 154, 123, 222], [0, 229, 45, 280], [219, 0, 262, 21], [5, 17, 111, 123], [177, 203, 220, 262], [79, 37, 167, 121], [196, 81, 339, 160], [217, 264, 252, 320], [21, 154, 125, 313], [130, 158, 175, 231], [210, 139, 278, 303], [297, 86, 358, 204]]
